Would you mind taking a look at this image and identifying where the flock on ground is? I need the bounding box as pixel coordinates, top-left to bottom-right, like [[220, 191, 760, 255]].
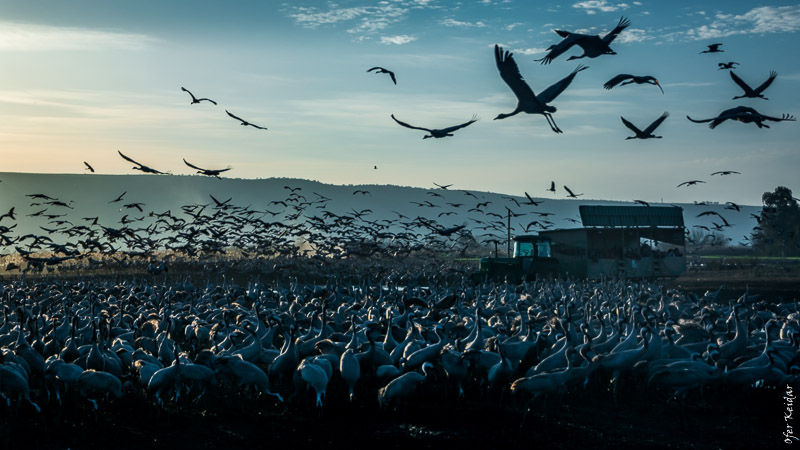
[[0, 275, 796, 423]]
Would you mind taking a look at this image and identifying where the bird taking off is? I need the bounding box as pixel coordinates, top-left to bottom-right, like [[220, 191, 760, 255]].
[[687, 106, 795, 129], [729, 71, 777, 100], [117, 151, 167, 174], [603, 74, 663, 94], [700, 43, 723, 54], [83, 161, 95, 173], [718, 62, 739, 70], [536, 16, 630, 65], [181, 87, 217, 105], [620, 111, 669, 140], [390, 114, 478, 139], [226, 110, 267, 130], [183, 159, 232, 179], [367, 67, 396, 85], [494, 45, 587, 133]]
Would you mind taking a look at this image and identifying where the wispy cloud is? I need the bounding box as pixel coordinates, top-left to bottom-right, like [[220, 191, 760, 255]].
[[686, 5, 800, 39], [511, 47, 547, 55], [572, 1, 630, 15], [506, 22, 524, 31], [0, 21, 156, 51], [440, 18, 486, 28], [380, 35, 417, 45], [616, 28, 650, 44]]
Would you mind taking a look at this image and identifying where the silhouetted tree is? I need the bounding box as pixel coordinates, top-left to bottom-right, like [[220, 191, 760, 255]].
[[752, 186, 800, 256]]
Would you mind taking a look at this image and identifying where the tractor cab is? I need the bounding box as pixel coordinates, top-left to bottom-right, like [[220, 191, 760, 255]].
[[476, 235, 559, 282]]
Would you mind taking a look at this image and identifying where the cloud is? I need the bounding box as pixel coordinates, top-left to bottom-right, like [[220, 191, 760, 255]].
[[511, 47, 547, 55], [506, 22, 524, 31], [572, 1, 630, 14], [615, 28, 649, 44], [286, 3, 421, 36], [440, 18, 486, 28], [686, 5, 800, 39], [380, 35, 417, 45], [0, 21, 156, 51]]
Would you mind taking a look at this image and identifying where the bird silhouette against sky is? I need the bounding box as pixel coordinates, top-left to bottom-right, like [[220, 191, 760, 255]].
[[117, 150, 167, 174], [536, 16, 630, 65], [390, 114, 478, 139], [494, 45, 587, 133], [700, 43, 723, 54], [687, 106, 795, 129], [620, 111, 669, 139], [226, 110, 267, 130], [603, 74, 663, 94], [181, 87, 217, 105], [183, 159, 232, 179], [729, 71, 777, 100], [367, 67, 396, 85]]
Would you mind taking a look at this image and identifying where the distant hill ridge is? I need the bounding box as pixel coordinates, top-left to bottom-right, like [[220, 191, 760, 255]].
[[0, 172, 759, 249]]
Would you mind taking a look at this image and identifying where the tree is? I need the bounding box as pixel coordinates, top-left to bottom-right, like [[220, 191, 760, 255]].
[[752, 186, 800, 256]]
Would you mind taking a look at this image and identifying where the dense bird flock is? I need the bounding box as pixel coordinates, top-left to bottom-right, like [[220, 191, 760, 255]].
[[0, 275, 796, 425], [0, 16, 796, 436]]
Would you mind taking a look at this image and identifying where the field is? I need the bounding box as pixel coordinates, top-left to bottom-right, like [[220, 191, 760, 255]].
[[0, 259, 797, 450]]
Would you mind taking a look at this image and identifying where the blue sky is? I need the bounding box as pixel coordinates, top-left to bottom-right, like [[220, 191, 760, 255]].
[[0, 0, 798, 205]]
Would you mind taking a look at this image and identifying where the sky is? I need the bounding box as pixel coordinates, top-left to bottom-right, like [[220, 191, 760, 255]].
[[0, 0, 798, 206]]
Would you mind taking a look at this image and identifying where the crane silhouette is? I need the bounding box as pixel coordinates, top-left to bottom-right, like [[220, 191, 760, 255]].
[[226, 110, 267, 130], [603, 74, 663, 94], [367, 67, 396, 84], [390, 114, 478, 139], [700, 43, 723, 54], [536, 16, 630, 65], [620, 111, 669, 139], [718, 62, 739, 70], [564, 185, 582, 198], [183, 159, 232, 179], [687, 106, 795, 129], [83, 161, 95, 173], [729, 71, 777, 100], [711, 170, 740, 176], [677, 180, 705, 187], [117, 151, 167, 174], [494, 45, 587, 133], [181, 87, 217, 105]]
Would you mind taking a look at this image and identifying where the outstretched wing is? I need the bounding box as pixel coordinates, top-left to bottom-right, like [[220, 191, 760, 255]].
[[620, 116, 642, 134], [181, 86, 198, 101], [248, 123, 267, 130], [388, 71, 397, 85], [391, 114, 431, 132], [643, 111, 669, 135], [367, 67, 382, 72], [537, 64, 588, 104], [226, 110, 245, 123], [441, 115, 479, 133], [495, 45, 539, 103], [535, 33, 579, 65], [603, 74, 632, 90], [84, 161, 95, 172], [729, 71, 754, 95], [117, 150, 141, 166], [754, 70, 777, 95], [602, 16, 631, 44], [183, 159, 204, 171], [564, 185, 575, 196]]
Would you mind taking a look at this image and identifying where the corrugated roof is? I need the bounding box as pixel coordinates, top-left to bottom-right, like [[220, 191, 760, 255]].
[[579, 205, 684, 227]]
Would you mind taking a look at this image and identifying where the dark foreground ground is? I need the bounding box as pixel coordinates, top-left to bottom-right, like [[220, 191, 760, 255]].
[[0, 380, 786, 450]]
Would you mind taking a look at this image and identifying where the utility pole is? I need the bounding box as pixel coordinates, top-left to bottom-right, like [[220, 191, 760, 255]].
[[507, 208, 511, 256]]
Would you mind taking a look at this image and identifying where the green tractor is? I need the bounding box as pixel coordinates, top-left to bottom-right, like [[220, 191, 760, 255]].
[[473, 235, 560, 282]]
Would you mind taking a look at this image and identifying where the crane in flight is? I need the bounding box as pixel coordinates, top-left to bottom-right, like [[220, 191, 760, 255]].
[[620, 111, 669, 140], [494, 45, 587, 133], [226, 110, 267, 130], [687, 106, 795, 129], [718, 62, 739, 70], [729, 71, 777, 100], [711, 170, 740, 176], [83, 161, 95, 173], [564, 185, 582, 198], [367, 67, 396, 85], [677, 180, 705, 187], [181, 87, 217, 105], [536, 16, 630, 65], [183, 159, 232, 179], [700, 43, 723, 54], [603, 74, 663, 94], [117, 151, 167, 174], [390, 114, 478, 139]]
